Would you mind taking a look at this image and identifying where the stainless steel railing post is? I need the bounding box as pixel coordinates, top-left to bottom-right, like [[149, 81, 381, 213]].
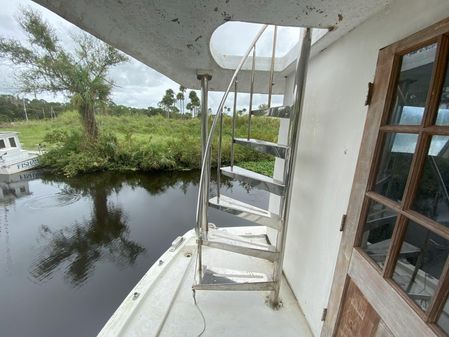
[[270, 28, 312, 307], [248, 46, 256, 141], [230, 80, 238, 169], [198, 73, 211, 237], [217, 105, 223, 200], [267, 25, 277, 108]]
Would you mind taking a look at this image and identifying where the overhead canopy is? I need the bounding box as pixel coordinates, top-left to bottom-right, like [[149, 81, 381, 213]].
[[33, 0, 389, 93]]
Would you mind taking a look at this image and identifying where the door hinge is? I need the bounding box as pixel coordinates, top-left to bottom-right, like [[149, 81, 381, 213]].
[[365, 82, 374, 106], [340, 214, 347, 232], [321, 308, 328, 321]]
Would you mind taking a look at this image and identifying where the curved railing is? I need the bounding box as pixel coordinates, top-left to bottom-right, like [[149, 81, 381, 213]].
[[195, 24, 269, 236], [193, 26, 312, 305]]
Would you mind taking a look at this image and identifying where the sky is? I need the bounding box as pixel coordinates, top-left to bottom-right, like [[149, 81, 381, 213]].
[[0, 0, 299, 111]]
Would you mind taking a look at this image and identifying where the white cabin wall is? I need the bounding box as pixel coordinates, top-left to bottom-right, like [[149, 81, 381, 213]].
[[278, 0, 449, 336]]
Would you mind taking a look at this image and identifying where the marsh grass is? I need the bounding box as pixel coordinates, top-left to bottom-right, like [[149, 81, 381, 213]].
[[0, 111, 279, 177]]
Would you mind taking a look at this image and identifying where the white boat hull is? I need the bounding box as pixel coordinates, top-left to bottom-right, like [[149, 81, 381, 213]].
[[0, 153, 39, 175], [98, 227, 313, 337]]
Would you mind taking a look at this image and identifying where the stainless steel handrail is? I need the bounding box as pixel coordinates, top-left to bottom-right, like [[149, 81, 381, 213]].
[[269, 28, 311, 305], [195, 24, 268, 235], [267, 25, 278, 108], [247, 46, 256, 140], [230, 80, 238, 169]]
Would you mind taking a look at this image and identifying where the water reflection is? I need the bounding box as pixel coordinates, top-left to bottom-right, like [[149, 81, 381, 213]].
[[30, 173, 145, 286], [0, 170, 266, 337], [0, 172, 35, 204]]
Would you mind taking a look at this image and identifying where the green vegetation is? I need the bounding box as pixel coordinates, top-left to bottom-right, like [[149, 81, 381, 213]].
[[239, 160, 275, 177], [0, 8, 127, 139], [0, 9, 278, 178], [0, 111, 278, 177]]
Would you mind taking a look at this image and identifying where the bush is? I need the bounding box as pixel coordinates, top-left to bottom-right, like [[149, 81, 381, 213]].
[[11, 112, 279, 177]]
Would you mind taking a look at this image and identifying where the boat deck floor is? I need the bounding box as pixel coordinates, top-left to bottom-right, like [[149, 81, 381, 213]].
[[98, 227, 313, 337]]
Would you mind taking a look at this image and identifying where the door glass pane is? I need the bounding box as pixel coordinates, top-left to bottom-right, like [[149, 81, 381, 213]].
[[436, 61, 449, 125], [438, 296, 449, 334], [0, 139, 5, 149], [388, 44, 437, 125], [373, 133, 418, 202], [413, 136, 449, 227], [8, 137, 16, 147], [360, 199, 398, 268], [392, 220, 449, 312]]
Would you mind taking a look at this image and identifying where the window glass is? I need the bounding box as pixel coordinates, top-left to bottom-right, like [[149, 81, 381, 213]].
[[8, 137, 16, 147], [388, 44, 437, 125], [436, 60, 449, 125], [0, 139, 5, 149], [413, 136, 449, 227], [392, 220, 449, 312], [373, 133, 418, 202], [360, 199, 398, 268]]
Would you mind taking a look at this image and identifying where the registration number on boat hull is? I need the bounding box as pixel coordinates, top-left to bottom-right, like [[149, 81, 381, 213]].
[[16, 157, 39, 171]]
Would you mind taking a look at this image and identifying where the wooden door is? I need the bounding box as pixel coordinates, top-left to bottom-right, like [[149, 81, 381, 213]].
[[322, 17, 449, 337], [335, 280, 380, 337]]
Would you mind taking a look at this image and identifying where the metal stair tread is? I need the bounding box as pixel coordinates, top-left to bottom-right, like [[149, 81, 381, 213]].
[[193, 265, 275, 291], [233, 138, 288, 159], [220, 166, 285, 196], [203, 228, 279, 261], [250, 105, 291, 118], [209, 195, 281, 229], [205, 228, 276, 250]]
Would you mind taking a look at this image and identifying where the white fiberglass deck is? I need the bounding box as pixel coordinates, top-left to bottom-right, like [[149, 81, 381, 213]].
[[98, 227, 313, 337]]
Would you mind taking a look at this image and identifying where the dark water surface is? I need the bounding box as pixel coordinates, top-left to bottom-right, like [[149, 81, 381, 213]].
[[0, 170, 267, 337]]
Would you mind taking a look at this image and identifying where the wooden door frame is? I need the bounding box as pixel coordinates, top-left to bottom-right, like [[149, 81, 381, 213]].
[[321, 17, 449, 337]]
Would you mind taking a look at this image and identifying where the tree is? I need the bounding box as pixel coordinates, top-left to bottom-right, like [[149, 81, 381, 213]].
[[186, 102, 193, 117], [177, 85, 186, 114], [159, 88, 176, 118], [147, 106, 164, 117], [0, 8, 127, 139], [176, 91, 184, 114], [188, 90, 200, 118]]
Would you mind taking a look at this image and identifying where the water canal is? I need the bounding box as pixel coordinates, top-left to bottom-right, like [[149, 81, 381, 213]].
[[0, 170, 268, 337]]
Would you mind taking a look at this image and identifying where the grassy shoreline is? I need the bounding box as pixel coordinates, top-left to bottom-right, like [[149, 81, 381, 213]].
[[0, 111, 278, 177]]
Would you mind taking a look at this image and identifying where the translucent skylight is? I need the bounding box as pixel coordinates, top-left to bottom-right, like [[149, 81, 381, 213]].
[[211, 22, 328, 60], [211, 22, 301, 58]]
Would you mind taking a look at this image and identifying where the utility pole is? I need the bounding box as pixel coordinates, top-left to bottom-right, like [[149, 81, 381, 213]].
[[22, 98, 28, 121], [42, 108, 45, 119]]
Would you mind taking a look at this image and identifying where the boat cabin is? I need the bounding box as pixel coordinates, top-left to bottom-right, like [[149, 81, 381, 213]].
[[0, 132, 22, 152], [29, 1, 449, 336]]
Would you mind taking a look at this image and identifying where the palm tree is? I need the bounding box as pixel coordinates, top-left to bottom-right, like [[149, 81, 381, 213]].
[[179, 85, 186, 114], [176, 91, 184, 115]]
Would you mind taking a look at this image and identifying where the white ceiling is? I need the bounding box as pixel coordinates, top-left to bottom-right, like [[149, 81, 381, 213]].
[[33, 0, 391, 93]]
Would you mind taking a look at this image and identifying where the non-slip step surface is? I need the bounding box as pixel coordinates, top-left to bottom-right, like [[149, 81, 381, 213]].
[[221, 166, 285, 196], [251, 105, 291, 118], [209, 195, 282, 230], [234, 138, 288, 159], [193, 265, 275, 291], [203, 228, 279, 262]]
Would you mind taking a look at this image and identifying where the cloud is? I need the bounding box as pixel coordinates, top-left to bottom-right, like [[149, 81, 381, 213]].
[[0, 0, 289, 111]]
